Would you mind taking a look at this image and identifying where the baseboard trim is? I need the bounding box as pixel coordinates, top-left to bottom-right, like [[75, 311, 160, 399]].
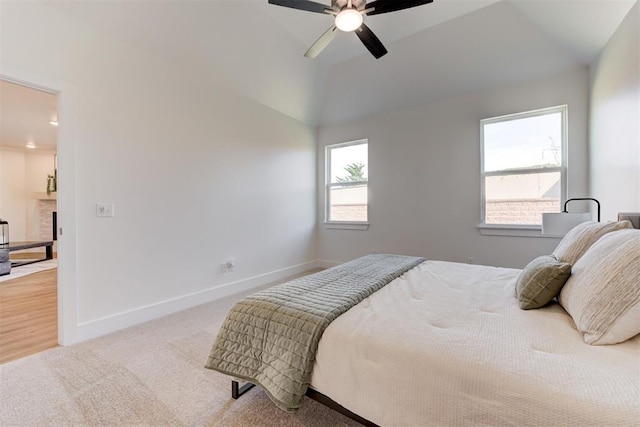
[[315, 259, 341, 269], [72, 260, 319, 344]]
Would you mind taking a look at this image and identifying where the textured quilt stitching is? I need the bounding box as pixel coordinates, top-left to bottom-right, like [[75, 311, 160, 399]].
[[205, 254, 426, 410]]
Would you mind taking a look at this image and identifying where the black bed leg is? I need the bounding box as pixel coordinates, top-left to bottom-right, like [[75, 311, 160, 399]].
[[231, 380, 256, 399], [305, 387, 378, 426]]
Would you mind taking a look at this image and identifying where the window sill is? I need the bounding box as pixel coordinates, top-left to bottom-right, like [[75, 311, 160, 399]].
[[477, 224, 560, 238], [324, 222, 370, 231]]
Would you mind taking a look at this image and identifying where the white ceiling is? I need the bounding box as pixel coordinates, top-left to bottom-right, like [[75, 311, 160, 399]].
[[0, 80, 58, 152], [2, 0, 636, 141], [264, 0, 503, 65]]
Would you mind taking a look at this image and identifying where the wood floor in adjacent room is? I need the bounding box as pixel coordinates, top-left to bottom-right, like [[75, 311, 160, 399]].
[[0, 261, 58, 364]]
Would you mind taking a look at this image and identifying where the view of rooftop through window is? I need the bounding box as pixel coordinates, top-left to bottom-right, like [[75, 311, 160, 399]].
[[484, 113, 562, 172], [482, 107, 566, 225], [326, 141, 368, 223]]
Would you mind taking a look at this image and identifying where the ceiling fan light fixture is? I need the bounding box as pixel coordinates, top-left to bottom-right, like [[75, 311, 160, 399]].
[[335, 8, 363, 32], [268, 0, 434, 59]]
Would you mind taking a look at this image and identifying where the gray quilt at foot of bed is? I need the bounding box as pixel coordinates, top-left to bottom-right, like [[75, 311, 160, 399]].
[[205, 253, 425, 411]]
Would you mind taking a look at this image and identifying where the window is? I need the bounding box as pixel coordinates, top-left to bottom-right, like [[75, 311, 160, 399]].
[[481, 106, 567, 227], [325, 140, 368, 225]]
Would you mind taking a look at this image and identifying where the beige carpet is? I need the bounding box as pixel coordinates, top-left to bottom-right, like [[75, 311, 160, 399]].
[[0, 270, 360, 426]]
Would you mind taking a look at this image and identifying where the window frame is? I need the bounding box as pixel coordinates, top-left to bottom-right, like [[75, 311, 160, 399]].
[[479, 105, 568, 233], [324, 139, 369, 230]]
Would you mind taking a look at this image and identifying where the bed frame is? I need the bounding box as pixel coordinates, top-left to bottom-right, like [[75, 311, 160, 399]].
[[231, 380, 377, 426]]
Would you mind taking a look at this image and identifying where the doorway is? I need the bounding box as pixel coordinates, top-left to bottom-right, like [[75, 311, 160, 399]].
[[0, 79, 59, 363]]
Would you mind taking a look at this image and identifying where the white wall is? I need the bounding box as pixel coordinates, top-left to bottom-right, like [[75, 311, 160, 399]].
[[1, 1, 316, 343], [317, 68, 590, 268], [0, 148, 27, 241], [0, 148, 53, 242], [25, 151, 56, 241], [589, 3, 640, 220]]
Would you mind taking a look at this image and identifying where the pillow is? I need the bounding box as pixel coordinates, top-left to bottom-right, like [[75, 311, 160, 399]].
[[516, 255, 571, 309], [552, 220, 632, 265], [558, 229, 640, 345]]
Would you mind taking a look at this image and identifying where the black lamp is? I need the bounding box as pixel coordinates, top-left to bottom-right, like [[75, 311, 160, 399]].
[[563, 198, 600, 222], [542, 198, 601, 236]]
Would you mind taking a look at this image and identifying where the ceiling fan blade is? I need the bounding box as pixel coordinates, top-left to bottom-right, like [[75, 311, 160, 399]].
[[365, 0, 433, 16], [305, 25, 338, 58], [355, 23, 388, 59], [268, 0, 332, 14]]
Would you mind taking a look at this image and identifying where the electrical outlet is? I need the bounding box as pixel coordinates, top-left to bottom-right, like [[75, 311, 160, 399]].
[[96, 203, 114, 217]]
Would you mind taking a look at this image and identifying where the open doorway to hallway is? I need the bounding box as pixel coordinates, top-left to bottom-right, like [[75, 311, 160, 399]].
[[0, 79, 59, 363]]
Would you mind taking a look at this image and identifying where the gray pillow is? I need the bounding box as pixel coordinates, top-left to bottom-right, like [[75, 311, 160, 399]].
[[516, 255, 572, 310]]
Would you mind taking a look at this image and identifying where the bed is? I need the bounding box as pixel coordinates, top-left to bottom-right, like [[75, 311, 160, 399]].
[[206, 222, 640, 426]]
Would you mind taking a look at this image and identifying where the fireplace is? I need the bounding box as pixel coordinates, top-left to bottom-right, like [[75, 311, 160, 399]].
[[38, 199, 57, 241], [34, 192, 57, 253]]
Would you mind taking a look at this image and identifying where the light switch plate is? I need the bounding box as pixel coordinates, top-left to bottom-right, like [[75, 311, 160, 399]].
[[96, 203, 115, 217]]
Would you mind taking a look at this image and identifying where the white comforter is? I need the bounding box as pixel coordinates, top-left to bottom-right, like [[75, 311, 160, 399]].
[[310, 261, 640, 426]]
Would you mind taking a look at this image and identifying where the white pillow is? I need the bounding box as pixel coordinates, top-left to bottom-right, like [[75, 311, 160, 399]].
[[558, 229, 640, 345], [552, 220, 632, 265]]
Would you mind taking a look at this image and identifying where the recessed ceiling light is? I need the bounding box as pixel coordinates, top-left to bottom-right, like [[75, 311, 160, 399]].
[[26, 141, 36, 149], [49, 120, 59, 126]]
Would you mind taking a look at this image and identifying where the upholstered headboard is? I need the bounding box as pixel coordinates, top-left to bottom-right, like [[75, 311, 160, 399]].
[[618, 212, 640, 229]]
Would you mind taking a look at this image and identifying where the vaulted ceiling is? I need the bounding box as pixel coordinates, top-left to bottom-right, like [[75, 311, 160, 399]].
[[9, 0, 640, 135]]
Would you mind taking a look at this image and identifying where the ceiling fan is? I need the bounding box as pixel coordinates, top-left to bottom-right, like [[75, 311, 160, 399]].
[[268, 0, 434, 59]]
